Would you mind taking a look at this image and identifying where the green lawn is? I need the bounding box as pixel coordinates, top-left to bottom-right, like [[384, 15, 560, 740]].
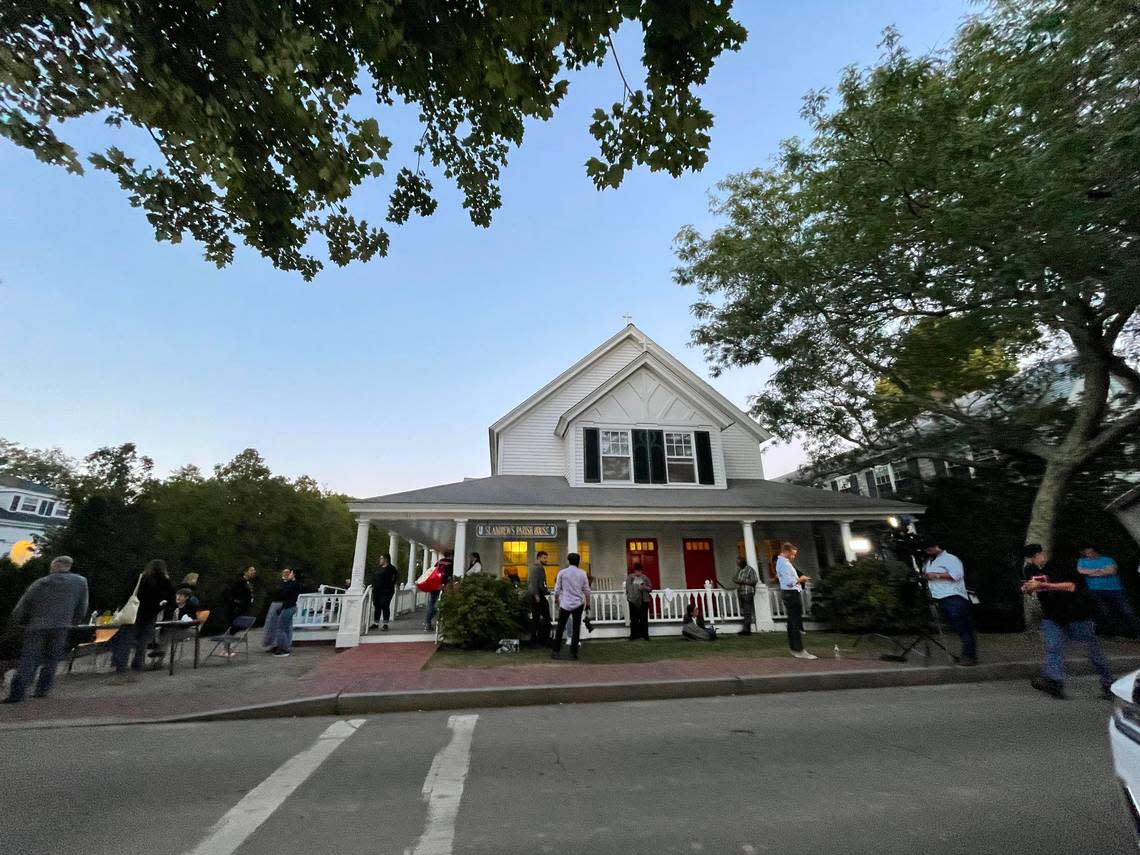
[[428, 631, 1037, 669]]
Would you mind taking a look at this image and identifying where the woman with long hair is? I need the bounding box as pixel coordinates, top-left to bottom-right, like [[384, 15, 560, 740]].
[[466, 552, 482, 575], [111, 559, 176, 681]]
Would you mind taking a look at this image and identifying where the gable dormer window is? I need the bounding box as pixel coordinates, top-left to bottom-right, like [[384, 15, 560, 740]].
[[600, 430, 632, 482], [665, 432, 696, 484], [584, 427, 716, 486]]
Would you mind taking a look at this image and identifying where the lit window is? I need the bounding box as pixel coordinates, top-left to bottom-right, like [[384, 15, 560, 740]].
[[601, 430, 632, 482], [535, 541, 563, 587], [502, 541, 528, 582]]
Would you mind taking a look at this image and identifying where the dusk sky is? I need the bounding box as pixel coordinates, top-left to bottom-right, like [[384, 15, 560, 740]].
[[1, 1, 971, 497]]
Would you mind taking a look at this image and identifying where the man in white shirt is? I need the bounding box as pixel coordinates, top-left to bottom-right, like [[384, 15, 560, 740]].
[[775, 543, 817, 659], [552, 553, 591, 660], [923, 539, 977, 666]]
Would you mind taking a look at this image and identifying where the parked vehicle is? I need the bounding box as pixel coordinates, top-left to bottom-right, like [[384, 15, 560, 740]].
[[1109, 669, 1140, 843]]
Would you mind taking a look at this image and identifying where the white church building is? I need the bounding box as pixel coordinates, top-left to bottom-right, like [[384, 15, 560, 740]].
[[330, 325, 920, 646]]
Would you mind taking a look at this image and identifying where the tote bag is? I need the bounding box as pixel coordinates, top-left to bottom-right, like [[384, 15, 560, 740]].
[[111, 574, 143, 626], [415, 566, 444, 593]]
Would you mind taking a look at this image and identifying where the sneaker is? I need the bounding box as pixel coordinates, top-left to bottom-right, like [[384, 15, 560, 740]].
[[551, 651, 561, 660], [274, 650, 291, 657], [957, 658, 978, 667], [1031, 676, 1065, 699], [791, 650, 818, 660], [381, 624, 389, 632]]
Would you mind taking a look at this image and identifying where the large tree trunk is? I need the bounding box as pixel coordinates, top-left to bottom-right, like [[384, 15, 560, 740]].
[[1024, 458, 1075, 552]]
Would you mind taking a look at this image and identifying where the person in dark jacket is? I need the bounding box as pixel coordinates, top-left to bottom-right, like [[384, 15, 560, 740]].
[[371, 554, 398, 631], [225, 566, 257, 625], [269, 568, 302, 657], [111, 559, 176, 681], [4, 556, 88, 703], [1023, 543, 1115, 699]]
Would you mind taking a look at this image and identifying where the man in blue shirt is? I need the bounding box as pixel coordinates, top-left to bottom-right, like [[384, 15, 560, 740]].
[[1078, 544, 1139, 637], [923, 540, 978, 666], [775, 543, 817, 660]]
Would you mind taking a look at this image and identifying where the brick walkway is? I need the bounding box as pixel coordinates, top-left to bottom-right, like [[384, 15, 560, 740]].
[[3, 637, 1138, 729]]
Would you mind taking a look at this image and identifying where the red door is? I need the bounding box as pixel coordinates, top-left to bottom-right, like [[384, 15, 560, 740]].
[[683, 539, 718, 589], [626, 539, 660, 589]]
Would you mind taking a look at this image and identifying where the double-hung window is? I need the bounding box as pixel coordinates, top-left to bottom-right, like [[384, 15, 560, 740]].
[[664, 432, 696, 483], [600, 430, 632, 482], [39, 500, 55, 516], [20, 497, 38, 513], [8, 495, 20, 511]]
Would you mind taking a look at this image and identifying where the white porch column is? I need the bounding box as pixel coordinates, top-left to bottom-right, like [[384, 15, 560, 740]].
[[566, 520, 579, 556], [839, 520, 856, 562], [387, 532, 399, 565], [453, 519, 468, 578], [431, 549, 440, 568], [407, 541, 420, 586], [421, 544, 432, 578], [741, 520, 775, 630], [336, 520, 371, 648]]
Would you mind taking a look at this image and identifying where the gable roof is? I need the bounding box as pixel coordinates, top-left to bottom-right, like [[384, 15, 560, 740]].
[[555, 350, 737, 437], [488, 324, 770, 471], [0, 475, 59, 495], [350, 474, 920, 518]]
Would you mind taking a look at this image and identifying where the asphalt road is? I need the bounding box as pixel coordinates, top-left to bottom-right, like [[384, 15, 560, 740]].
[[1, 679, 1132, 855]]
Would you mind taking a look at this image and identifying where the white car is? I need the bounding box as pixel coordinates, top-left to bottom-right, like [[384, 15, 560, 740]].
[[1109, 669, 1140, 842]]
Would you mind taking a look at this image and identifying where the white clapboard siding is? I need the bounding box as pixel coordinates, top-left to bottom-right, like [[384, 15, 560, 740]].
[[498, 338, 644, 475], [721, 423, 765, 479]]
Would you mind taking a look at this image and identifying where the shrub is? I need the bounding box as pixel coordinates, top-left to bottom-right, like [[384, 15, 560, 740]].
[[436, 574, 526, 649], [813, 558, 924, 634]]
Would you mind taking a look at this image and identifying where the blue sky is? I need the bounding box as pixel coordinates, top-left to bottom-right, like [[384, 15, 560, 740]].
[[0, 1, 971, 496]]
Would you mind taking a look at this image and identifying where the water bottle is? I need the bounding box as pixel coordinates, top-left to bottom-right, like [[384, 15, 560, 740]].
[[833, 644, 841, 659]]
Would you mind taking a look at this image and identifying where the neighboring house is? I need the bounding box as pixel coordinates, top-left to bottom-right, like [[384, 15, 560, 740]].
[[335, 325, 918, 646], [0, 475, 70, 560], [1109, 487, 1140, 552], [775, 452, 982, 500]]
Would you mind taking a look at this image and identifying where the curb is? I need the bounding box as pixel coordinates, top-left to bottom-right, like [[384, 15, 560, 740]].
[[6, 655, 1139, 730]]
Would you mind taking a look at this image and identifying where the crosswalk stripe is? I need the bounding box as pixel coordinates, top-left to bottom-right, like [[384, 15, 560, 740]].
[[407, 714, 479, 855], [182, 719, 363, 855]]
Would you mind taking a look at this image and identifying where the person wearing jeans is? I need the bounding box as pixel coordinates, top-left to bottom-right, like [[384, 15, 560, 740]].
[[4, 556, 88, 703], [733, 558, 758, 636], [269, 568, 301, 657], [1078, 545, 1140, 637], [775, 543, 817, 660], [923, 540, 978, 666], [552, 553, 591, 660], [1023, 543, 1114, 699]]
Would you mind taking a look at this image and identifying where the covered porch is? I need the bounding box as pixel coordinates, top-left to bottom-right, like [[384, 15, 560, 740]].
[[329, 475, 919, 646]]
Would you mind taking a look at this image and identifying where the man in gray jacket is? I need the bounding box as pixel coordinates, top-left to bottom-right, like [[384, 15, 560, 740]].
[[4, 556, 88, 703], [528, 551, 552, 647]]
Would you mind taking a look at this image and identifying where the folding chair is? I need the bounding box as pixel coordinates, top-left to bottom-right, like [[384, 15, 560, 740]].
[[206, 615, 256, 663], [67, 627, 119, 673], [171, 610, 211, 664]]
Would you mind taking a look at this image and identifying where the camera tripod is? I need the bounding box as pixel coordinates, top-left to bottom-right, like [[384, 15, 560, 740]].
[[854, 565, 958, 665]]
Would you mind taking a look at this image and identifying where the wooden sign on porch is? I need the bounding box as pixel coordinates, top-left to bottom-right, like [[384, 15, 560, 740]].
[[474, 523, 558, 539]]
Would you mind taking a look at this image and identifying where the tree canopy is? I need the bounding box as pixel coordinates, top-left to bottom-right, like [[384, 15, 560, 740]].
[[674, 0, 1140, 547], [2, 1, 746, 279], [0, 439, 393, 628]]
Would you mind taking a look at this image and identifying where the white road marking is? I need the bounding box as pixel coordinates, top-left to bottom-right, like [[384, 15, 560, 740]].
[[407, 714, 479, 855], [183, 719, 364, 855]]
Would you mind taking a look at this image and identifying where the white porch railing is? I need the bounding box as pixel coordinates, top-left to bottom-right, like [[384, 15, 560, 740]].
[[393, 586, 423, 617], [360, 585, 373, 634], [545, 586, 748, 626], [590, 575, 621, 592], [296, 591, 344, 628], [768, 586, 814, 619]]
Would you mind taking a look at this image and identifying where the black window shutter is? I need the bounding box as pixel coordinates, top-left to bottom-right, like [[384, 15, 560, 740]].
[[849, 474, 861, 495], [649, 430, 667, 484], [865, 471, 878, 497], [695, 431, 715, 484], [632, 429, 651, 483], [583, 428, 600, 483]]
